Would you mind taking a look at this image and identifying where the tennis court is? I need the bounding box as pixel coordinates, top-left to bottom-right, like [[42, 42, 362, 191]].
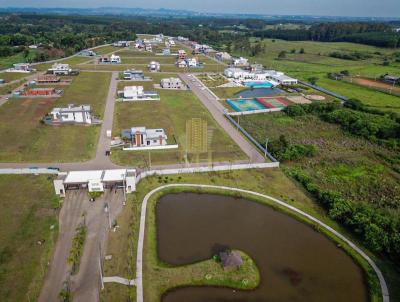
[[226, 98, 266, 112]]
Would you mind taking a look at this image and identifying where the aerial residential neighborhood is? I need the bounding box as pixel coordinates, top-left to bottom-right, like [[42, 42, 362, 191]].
[[0, 2, 399, 302]]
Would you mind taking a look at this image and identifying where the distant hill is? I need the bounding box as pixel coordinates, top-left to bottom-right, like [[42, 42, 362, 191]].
[[0, 6, 399, 22]]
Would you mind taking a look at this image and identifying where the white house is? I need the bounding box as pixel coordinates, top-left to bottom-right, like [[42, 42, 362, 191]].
[[113, 41, 130, 47], [168, 39, 176, 46], [54, 169, 137, 197], [119, 86, 160, 101], [110, 54, 121, 64], [145, 44, 153, 52], [224, 67, 297, 85], [122, 127, 168, 147], [46, 104, 96, 125], [162, 48, 171, 56], [48, 63, 72, 75], [160, 77, 184, 89], [148, 61, 160, 72], [79, 50, 96, 56], [176, 60, 188, 68], [177, 36, 189, 42], [232, 57, 249, 66], [6, 63, 33, 73]]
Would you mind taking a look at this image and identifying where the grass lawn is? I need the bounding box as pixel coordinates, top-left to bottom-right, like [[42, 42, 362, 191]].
[[0, 175, 59, 302], [211, 87, 248, 99], [93, 45, 120, 55], [111, 81, 246, 166], [0, 72, 32, 83], [0, 72, 110, 162], [0, 79, 25, 95], [101, 167, 392, 301], [233, 39, 400, 112]]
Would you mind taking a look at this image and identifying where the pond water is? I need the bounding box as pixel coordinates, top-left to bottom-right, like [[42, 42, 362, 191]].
[[156, 193, 367, 302], [235, 87, 283, 98]]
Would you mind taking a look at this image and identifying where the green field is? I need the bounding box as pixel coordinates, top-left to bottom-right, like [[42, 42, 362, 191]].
[[234, 39, 400, 112], [0, 72, 110, 162], [111, 80, 246, 167], [0, 175, 59, 302]]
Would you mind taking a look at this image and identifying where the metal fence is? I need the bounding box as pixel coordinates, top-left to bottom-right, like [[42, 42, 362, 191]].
[[299, 80, 349, 101]]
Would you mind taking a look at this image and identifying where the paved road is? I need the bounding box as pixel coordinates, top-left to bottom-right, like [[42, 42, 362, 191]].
[[179, 73, 265, 163], [38, 189, 124, 302], [71, 189, 124, 302], [38, 190, 89, 302], [136, 184, 390, 302]]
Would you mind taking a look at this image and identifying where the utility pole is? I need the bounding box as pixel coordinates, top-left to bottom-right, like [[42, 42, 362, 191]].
[[265, 137, 269, 158]]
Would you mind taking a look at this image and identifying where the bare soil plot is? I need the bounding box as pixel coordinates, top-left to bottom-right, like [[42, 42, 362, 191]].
[[345, 77, 400, 95], [287, 96, 312, 104]]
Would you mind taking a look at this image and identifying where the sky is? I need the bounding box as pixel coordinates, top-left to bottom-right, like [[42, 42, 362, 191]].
[[0, 0, 399, 18]]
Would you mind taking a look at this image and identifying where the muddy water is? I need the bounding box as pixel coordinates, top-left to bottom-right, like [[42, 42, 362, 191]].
[[156, 193, 368, 302]]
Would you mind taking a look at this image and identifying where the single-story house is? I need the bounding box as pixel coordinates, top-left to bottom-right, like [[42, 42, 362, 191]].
[[145, 44, 153, 52], [99, 54, 121, 64], [160, 77, 184, 89], [382, 74, 399, 84], [224, 67, 297, 85], [176, 60, 188, 68], [21, 87, 60, 96], [53, 169, 137, 197], [79, 49, 96, 56], [148, 61, 161, 72], [176, 58, 200, 68], [123, 69, 146, 80], [113, 41, 130, 47], [121, 127, 168, 147], [162, 48, 171, 56], [177, 36, 189, 42], [44, 104, 98, 125], [232, 57, 249, 66], [48, 63, 72, 75], [168, 39, 176, 46], [118, 86, 160, 101], [6, 63, 33, 73]]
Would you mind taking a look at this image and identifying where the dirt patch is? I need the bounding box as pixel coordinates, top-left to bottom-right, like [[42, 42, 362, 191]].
[[287, 96, 312, 104], [347, 77, 400, 94], [306, 95, 326, 101]]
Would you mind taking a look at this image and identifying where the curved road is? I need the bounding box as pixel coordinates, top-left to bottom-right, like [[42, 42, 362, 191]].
[[135, 184, 389, 302]]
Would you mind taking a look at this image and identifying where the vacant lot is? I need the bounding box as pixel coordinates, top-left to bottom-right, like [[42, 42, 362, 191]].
[[0, 175, 59, 302], [234, 39, 400, 112], [240, 113, 400, 214], [0, 72, 110, 162], [111, 81, 246, 166], [0, 72, 31, 83]]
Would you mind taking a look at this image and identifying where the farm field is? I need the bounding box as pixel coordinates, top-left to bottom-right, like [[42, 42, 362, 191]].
[[0, 175, 59, 302], [234, 39, 400, 112], [0, 72, 110, 162], [111, 81, 246, 167]]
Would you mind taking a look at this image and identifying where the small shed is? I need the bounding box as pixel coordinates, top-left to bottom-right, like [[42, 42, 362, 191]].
[[220, 250, 243, 269]]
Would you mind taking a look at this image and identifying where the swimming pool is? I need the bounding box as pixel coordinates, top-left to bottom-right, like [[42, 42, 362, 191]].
[[244, 81, 274, 88]]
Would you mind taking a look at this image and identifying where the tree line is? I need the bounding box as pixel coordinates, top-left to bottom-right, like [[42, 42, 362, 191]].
[[253, 22, 400, 48]]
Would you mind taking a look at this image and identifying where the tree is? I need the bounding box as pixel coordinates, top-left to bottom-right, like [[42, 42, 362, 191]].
[[308, 77, 319, 85], [278, 50, 286, 59], [299, 48, 305, 54]]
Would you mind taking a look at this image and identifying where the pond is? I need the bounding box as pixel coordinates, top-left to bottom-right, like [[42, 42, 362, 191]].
[[156, 193, 367, 302], [235, 87, 284, 98]]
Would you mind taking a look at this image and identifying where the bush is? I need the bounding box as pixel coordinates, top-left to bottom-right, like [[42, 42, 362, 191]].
[[269, 135, 317, 162], [289, 169, 400, 263]]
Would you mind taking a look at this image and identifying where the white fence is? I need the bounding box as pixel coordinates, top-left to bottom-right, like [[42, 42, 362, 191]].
[[227, 107, 283, 116], [0, 168, 59, 175], [135, 162, 279, 184], [123, 144, 179, 151]]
